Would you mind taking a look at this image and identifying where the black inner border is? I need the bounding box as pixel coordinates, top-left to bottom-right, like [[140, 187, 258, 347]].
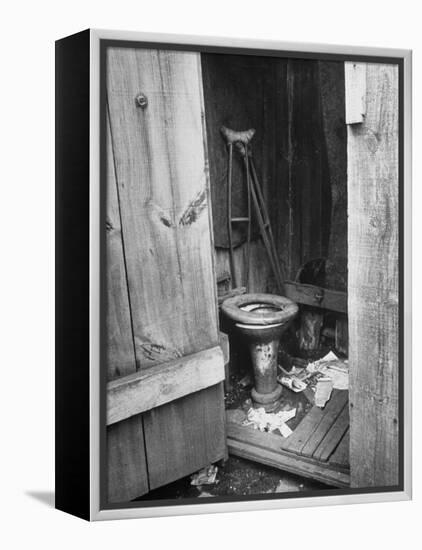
[[99, 38, 405, 512]]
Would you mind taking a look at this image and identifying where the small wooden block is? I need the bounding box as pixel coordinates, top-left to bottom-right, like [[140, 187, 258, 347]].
[[345, 62, 367, 124]]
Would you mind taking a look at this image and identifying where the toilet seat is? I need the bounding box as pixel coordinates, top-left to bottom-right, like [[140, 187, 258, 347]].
[[221, 293, 298, 326]]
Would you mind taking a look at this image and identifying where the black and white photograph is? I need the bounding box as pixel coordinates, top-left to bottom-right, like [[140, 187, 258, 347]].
[[3, 0, 420, 544], [101, 39, 405, 509]]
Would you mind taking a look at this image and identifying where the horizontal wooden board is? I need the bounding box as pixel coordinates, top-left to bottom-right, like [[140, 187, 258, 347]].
[[107, 346, 225, 425], [226, 412, 350, 487], [284, 281, 347, 313]]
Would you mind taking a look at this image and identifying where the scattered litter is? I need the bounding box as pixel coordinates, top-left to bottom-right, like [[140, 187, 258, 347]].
[[314, 377, 334, 408], [306, 351, 338, 374], [242, 406, 296, 437], [278, 376, 307, 393], [191, 465, 218, 486], [306, 351, 349, 390]]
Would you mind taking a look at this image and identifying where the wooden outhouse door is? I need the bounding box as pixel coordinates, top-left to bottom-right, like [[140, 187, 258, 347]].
[[105, 47, 227, 503]]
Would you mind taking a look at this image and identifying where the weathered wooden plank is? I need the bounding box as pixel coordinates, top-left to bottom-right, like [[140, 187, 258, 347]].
[[106, 47, 226, 497], [281, 406, 324, 454], [313, 402, 350, 462], [345, 62, 367, 124], [298, 391, 348, 458], [284, 281, 347, 313], [228, 437, 349, 487], [105, 112, 136, 381], [107, 414, 149, 503], [319, 61, 348, 286], [106, 112, 145, 503], [347, 63, 399, 487], [226, 412, 350, 487], [287, 60, 331, 275], [107, 346, 225, 425], [335, 314, 349, 356], [107, 48, 219, 369], [144, 384, 227, 490], [329, 429, 350, 469]]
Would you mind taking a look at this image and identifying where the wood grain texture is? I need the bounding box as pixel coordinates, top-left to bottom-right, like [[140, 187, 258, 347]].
[[201, 54, 279, 293], [281, 406, 324, 454], [300, 391, 348, 458], [106, 48, 226, 498], [215, 241, 273, 294], [144, 384, 227, 490], [282, 390, 348, 457], [329, 429, 350, 469], [347, 63, 399, 487], [106, 111, 145, 503], [106, 114, 137, 381], [345, 62, 367, 124], [107, 346, 225, 424], [313, 401, 350, 462], [286, 60, 331, 277], [226, 410, 350, 487], [107, 414, 149, 502], [284, 281, 347, 313], [201, 54, 278, 250], [107, 48, 219, 369], [319, 61, 348, 286]]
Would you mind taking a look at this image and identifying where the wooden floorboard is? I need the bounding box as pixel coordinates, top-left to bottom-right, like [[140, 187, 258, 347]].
[[280, 406, 324, 454], [313, 403, 349, 462], [226, 415, 350, 487], [329, 429, 350, 469], [226, 389, 350, 487], [300, 391, 348, 458]]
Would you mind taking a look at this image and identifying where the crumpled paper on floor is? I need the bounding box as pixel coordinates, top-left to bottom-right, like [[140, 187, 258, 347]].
[[278, 375, 307, 393], [242, 407, 296, 437], [306, 351, 349, 390], [191, 465, 218, 486]]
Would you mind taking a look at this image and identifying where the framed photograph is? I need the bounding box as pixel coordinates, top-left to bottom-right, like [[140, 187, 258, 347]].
[[55, 29, 412, 521]]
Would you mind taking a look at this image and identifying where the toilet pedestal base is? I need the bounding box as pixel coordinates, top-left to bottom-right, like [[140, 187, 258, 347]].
[[239, 325, 285, 413], [251, 384, 282, 412]]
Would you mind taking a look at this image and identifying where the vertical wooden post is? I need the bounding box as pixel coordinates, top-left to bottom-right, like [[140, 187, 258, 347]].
[[347, 63, 399, 487]]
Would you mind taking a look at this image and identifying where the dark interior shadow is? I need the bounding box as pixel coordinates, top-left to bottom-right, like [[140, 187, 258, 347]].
[[25, 491, 55, 508]]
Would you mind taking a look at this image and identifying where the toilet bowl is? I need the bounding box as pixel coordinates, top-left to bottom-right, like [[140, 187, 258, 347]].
[[222, 293, 298, 412]]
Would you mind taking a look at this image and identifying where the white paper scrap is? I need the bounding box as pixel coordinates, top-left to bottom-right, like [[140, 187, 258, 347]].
[[242, 407, 296, 436]]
